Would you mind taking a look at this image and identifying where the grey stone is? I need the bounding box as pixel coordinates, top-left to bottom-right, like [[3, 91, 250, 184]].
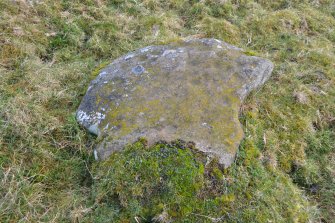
[[76, 38, 274, 167]]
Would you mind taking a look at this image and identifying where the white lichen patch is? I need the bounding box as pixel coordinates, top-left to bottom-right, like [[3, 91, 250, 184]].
[[103, 123, 110, 131], [162, 50, 177, 57], [99, 71, 107, 78], [76, 110, 91, 123], [76, 110, 106, 130], [140, 46, 152, 53], [93, 149, 99, 160], [177, 48, 184, 53], [124, 53, 135, 60], [214, 39, 222, 44], [95, 112, 106, 123]]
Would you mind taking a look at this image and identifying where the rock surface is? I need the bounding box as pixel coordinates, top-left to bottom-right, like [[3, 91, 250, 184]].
[[77, 38, 274, 167]]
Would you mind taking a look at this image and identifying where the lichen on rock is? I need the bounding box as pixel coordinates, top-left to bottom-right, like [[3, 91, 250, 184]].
[[77, 38, 274, 167]]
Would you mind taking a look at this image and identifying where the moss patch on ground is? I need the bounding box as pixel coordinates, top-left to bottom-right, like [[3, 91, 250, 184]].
[[89, 139, 311, 222], [0, 0, 334, 222], [92, 140, 205, 222]]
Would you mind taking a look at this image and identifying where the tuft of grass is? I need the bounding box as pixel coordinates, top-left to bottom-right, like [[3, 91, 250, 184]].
[[199, 16, 241, 44], [0, 0, 334, 222]]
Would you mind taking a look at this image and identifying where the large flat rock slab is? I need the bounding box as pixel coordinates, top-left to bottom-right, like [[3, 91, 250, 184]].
[[77, 38, 273, 167]]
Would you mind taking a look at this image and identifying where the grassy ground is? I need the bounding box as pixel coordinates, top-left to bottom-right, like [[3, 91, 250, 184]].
[[0, 0, 334, 222]]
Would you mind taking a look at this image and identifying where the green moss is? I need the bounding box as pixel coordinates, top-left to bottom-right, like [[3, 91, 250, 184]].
[[88, 138, 312, 222], [92, 141, 206, 221], [239, 139, 261, 166], [244, 50, 257, 56], [90, 61, 111, 80]]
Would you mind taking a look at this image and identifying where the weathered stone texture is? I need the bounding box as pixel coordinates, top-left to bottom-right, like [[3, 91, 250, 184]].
[[77, 38, 273, 167]]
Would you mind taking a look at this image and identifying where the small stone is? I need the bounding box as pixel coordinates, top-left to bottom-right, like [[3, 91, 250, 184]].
[[93, 149, 99, 160], [293, 91, 308, 104], [13, 27, 24, 36], [152, 24, 160, 37], [45, 32, 57, 37], [88, 123, 100, 135]]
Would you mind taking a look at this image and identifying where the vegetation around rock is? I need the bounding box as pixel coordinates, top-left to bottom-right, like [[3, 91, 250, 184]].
[[1, 0, 334, 222]]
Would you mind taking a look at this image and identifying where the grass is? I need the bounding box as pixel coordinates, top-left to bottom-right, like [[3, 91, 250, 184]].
[[0, 0, 334, 222]]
